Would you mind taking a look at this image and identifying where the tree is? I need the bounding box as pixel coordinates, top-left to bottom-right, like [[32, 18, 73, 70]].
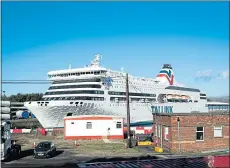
[[1, 93, 43, 102]]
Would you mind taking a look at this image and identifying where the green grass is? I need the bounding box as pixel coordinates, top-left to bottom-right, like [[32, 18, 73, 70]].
[[11, 134, 176, 157]]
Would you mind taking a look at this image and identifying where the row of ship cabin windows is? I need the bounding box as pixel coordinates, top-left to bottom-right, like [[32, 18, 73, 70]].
[[42, 97, 104, 101], [113, 80, 157, 86], [208, 105, 229, 111], [48, 83, 161, 93], [41, 96, 200, 103], [53, 79, 101, 84], [44, 90, 156, 97], [155, 125, 224, 141], [48, 83, 160, 92], [111, 78, 157, 83], [67, 102, 159, 107], [108, 85, 159, 92], [42, 97, 155, 102], [110, 103, 150, 107], [48, 84, 101, 90], [69, 102, 104, 107], [110, 97, 156, 102], [111, 97, 200, 103], [108, 91, 156, 97], [48, 71, 106, 78], [44, 90, 104, 95]]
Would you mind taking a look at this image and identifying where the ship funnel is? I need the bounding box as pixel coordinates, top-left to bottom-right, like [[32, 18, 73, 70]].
[[156, 64, 174, 85]]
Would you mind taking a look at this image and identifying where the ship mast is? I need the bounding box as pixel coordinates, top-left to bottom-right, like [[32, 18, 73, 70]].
[[90, 54, 102, 67]]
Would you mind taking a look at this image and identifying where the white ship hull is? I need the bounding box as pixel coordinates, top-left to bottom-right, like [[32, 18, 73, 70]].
[[25, 100, 208, 128]]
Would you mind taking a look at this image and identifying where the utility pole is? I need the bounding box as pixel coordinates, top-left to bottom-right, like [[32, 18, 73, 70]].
[[126, 73, 131, 148]]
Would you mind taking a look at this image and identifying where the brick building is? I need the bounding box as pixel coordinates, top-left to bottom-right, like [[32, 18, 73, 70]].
[[152, 112, 229, 153]]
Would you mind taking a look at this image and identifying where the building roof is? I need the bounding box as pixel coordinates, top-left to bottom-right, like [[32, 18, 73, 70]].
[[207, 101, 229, 105], [155, 111, 229, 116], [64, 115, 124, 120]]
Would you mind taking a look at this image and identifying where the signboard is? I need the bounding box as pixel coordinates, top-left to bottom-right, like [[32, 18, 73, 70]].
[[151, 106, 173, 114]]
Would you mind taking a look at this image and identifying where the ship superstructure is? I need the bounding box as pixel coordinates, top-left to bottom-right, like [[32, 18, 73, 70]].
[[24, 54, 209, 128]]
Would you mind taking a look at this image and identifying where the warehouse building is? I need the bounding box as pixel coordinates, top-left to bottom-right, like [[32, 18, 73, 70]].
[[152, 111, 229, 153], [64, 115, 124, 140]]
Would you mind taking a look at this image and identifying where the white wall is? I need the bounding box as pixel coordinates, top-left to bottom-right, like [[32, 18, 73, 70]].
[[65, 119, 123, 137]]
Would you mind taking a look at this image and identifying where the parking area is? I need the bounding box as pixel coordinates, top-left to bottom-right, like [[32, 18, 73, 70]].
[[9, 133, 164, 156], [1, 133, 162, 167], [3, 133, 227, 168], [2, 148, 162, 168]]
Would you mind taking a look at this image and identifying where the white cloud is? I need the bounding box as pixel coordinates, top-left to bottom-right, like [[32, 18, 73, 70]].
[[218, 70, 229, 79], [195, 69, 213, 82], [195, 69, 229, 82]]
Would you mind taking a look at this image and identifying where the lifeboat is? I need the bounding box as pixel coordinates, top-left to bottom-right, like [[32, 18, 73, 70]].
[[186, 95, 191, 99], [181, 95, 187, 99], [175, 95, 181, 99], [171, 94, 177, 99], [167, 94, 173, 99]]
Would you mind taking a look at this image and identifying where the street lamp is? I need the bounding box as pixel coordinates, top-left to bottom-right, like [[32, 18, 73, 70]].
[[1, 90, 6, 100], [177, 117, 181, 153]]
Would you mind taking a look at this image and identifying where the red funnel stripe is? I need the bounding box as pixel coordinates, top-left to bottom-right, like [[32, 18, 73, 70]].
[[157, 74, 174, 85]]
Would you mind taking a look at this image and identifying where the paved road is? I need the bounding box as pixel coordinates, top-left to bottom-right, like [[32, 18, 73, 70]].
[[1, 148, 208, 168], [1, 148, 167, 168], [1, 149, 81, 168]]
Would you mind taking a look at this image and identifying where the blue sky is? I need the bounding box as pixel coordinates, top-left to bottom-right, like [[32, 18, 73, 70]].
[[2, 2, 229, 96]]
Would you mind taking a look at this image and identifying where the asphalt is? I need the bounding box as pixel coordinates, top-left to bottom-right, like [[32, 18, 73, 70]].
[[1, 148, 166, 168], [1, 149, 78, 168], [1, 148, 209, 168]]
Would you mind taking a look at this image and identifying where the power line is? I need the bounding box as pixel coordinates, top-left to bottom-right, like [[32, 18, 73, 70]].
[[2, 82, 51, 84], [2, 80, 52, 84], [2, 80, 49, 81]]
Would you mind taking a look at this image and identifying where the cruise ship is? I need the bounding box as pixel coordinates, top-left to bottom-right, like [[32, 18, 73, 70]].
[[24, 54, 209, 129]]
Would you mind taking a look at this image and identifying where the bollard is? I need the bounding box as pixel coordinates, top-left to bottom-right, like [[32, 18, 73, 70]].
[[33, 141, 36, 148], [74, 140, 78, 147]]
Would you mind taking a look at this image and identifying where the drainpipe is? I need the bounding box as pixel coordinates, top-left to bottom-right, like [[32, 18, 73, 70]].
[[177, 117, 181, 153], [160, 124, 163, 148]]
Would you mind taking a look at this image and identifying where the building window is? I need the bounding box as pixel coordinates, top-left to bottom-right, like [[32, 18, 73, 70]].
[[86, 122, 92, 129], [164, 127, 169, 140], [196, 127, 204, 141], [116, 122, 122, 129], [214, 126, 223, 137]]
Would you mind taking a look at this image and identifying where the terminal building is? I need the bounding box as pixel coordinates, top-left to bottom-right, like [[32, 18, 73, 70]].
[[207, 101, 229, 111], [152, 101, 229, 153]]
